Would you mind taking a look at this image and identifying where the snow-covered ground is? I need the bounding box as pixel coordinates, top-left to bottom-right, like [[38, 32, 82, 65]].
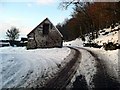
[[63, 24, 119, 46], [68, 49, 97, 89], [86, 48, 118, 80], [64, 38, 119, 79], [63, 24, 119, 88], [0, 24, 119, 89], [94, 25, 120, 45], [63, 38, 83, 47], [0, 47, 70, 88]]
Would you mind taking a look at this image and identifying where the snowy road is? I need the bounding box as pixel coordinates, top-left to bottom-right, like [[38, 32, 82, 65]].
[[43, 47, 81, 89], [0, 47, 119, 89], [42, 47, 120, 89], [74, 47, 120, 89], [86, 49, 120, 89]]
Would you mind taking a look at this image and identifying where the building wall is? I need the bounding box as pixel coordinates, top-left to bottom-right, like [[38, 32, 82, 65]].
[[27, 20, 63, 49], [27, 32, 37, 49]]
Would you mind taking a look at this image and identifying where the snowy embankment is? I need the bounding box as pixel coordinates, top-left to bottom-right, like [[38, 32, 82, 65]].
[[94, 25, 119, 45], [63, 24, 119, 46], [63, 38, 83, 47], [0, 47, 70, 88]]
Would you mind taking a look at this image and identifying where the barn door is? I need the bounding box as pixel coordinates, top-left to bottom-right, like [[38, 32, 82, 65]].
[[43, 23, 49, 35]]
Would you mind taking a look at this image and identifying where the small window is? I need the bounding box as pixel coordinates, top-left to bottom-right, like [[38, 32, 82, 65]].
[[43, 23, 49, 35]]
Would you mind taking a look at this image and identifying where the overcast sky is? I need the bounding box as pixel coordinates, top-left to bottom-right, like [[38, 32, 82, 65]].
[[0, 0, 73, 40]]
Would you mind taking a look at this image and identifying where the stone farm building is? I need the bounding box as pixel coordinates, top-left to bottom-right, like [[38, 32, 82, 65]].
[[27, 18, 63, 49]]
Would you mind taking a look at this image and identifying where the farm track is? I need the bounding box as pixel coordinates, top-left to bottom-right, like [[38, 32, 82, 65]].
[[42, 47, 81, 89], [37, 46, 120, 90], [76, 47, 120, 90]]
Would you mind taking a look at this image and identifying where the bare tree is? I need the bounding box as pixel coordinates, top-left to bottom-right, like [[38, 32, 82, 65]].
[[60, 1, 96, 41], [6, 27, 20, 41], [59, 1, 120, 42]]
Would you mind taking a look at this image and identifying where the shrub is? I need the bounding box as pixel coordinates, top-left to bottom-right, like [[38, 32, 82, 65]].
[[103, 42, 119, 50], [84, 43, 102, 48], [102, 32, 109, 35]]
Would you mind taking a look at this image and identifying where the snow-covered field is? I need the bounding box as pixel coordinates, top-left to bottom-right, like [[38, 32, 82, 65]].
[[0, 47, 70, 88]]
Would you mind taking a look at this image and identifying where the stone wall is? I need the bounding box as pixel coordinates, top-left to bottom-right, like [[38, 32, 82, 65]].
[[27, 20, 63, 49]]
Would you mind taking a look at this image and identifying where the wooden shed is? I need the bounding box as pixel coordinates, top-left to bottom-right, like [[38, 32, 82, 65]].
[[27, 18, 63, 49]]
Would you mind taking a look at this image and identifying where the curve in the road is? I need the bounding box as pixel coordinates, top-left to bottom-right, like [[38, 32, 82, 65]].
[[42, 47, 81, 89], [77, 47, 120, 90]]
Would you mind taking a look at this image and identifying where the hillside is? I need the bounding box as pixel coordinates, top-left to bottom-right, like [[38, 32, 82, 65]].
[[64, 24, 120, 48], [94, 25, 120, 45]]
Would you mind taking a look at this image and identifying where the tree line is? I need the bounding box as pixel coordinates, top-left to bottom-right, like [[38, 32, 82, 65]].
[[56, 1, 120, 41]]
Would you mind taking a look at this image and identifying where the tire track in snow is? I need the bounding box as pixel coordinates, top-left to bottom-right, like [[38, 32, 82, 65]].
[[15, 55, 35, 88], [43, 47, 81, 89], [77, 47, 120, 90], [2, 54, 34, 89]]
